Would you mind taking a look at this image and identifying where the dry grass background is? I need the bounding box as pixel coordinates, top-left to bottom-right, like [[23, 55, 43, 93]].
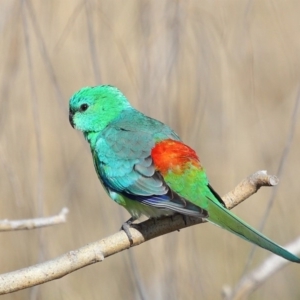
[[1, 1, 300, 299]]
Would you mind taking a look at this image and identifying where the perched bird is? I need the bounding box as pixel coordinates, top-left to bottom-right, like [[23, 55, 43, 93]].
[[69, 85, 300, 263]]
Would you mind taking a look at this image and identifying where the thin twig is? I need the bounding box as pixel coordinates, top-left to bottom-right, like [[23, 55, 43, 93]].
[[0, 208, 69, 231], [222, 235, 300, 300]]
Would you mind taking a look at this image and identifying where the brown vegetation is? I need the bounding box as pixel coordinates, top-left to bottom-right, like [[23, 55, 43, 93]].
[[1, 1, 300, 299]]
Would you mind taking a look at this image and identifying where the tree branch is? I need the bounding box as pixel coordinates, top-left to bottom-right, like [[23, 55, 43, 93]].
[[0, 208, 69, 231], [0, 171, 279, 294], [222, 235, 300, 300]]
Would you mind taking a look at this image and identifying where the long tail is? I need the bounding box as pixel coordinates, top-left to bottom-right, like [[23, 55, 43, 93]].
[[206, 196, 300, 263]]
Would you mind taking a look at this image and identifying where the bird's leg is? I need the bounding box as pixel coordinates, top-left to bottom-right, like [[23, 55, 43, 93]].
[[182, 215, 189, 226], [121, 216, 137, 246], [170, 213, 188, 225], [171, 214, 176, 222], [170, 213, 184, 232]]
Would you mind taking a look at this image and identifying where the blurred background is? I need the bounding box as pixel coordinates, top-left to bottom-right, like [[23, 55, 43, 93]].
[[1, 1, 300, 299]]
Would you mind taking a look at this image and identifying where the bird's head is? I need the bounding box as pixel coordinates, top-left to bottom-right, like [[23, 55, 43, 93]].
[[69, 85, 131, 133]]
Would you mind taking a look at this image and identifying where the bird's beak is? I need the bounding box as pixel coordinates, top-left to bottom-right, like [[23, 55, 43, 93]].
[[69, 111, 75, 128]]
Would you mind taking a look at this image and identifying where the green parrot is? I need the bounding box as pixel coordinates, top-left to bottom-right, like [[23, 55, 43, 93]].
[[69, 85, 300, 263]]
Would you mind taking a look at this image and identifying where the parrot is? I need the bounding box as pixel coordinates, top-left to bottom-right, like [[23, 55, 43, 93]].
[[69, 85, 300, 263]]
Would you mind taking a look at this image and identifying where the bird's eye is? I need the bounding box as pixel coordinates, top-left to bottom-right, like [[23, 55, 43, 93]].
[[80, 103, 89, 112]]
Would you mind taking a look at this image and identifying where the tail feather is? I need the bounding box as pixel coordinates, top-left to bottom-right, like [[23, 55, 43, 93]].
[[206, 197, 300, 263]]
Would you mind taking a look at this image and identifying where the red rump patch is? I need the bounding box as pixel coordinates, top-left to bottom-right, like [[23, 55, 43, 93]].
[[151, 139, 201, 174]]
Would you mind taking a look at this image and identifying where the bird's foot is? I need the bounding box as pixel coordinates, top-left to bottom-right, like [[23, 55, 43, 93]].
[[182, 215, 189, 226], [170, 213, 189, 226], [171, 214, 176, 222], [121, 217, 137, 246], [170, 213, 186, 232]]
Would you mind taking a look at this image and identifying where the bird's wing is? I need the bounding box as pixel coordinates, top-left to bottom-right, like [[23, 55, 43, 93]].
[[94, 122, 207, 218]]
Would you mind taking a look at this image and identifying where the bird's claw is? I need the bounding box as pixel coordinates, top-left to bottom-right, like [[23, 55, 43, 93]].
[[171, 214, 189, 226], [121, 217, 137, 246], [182, 215, 189, 226]]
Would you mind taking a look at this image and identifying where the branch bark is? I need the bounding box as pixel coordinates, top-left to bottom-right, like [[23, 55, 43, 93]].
[[0, 208, 69, 231], [0, 171, 280, 294]]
